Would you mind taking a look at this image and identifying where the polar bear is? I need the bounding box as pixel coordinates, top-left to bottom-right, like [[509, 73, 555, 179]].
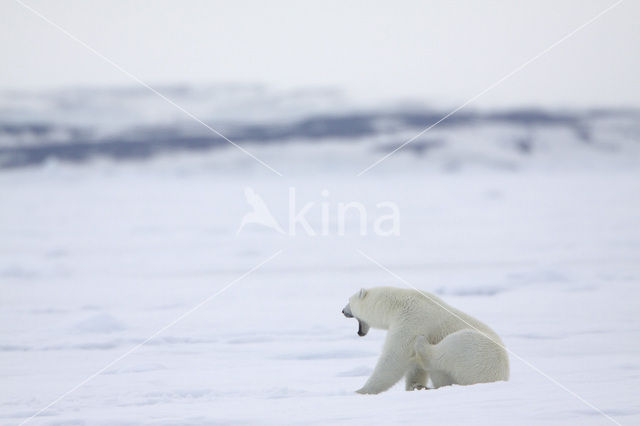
[[342, 287, 509, 394]]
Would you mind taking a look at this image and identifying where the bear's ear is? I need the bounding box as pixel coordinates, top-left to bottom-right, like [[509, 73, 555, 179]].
[[358, 288, 367, 299]]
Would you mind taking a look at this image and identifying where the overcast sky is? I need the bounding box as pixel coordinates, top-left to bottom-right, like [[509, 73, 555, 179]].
[[2, 0, 639, 108]]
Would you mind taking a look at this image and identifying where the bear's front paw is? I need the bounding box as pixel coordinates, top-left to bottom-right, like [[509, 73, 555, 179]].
[[356, 387, 376, 395]]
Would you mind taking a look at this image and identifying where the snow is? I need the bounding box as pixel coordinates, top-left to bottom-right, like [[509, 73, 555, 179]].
[[1, 96, 639, 424], [1, 160, 639, 425]]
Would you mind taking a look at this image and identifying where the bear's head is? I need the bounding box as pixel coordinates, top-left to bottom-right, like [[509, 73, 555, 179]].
[[342, 287, 397, 336]]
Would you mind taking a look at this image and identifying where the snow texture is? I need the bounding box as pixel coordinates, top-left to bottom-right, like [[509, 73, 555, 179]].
[[0, 88, 639, 425]]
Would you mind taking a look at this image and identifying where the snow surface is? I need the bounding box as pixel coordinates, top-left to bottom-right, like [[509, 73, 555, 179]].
[[1, 100, 640, 425]]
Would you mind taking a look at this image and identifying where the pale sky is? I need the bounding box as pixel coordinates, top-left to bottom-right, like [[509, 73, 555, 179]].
[[1, 0, 639, 108]]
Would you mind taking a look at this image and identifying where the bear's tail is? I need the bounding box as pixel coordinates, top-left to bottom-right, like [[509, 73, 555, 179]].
[[414, 335, 433, 370]]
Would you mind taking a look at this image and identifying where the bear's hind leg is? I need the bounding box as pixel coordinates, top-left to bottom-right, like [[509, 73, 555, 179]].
[[431, 329, 509, 386], [405, 364, 428, 391], [430, 370, 454, 388]]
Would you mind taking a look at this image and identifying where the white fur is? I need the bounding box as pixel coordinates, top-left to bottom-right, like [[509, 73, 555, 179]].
[[346, 287, 509, 394]]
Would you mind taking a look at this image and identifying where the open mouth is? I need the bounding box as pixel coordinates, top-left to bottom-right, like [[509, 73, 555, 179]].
[[342, 304, 368, 336], [357, 319, 370, 337]]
